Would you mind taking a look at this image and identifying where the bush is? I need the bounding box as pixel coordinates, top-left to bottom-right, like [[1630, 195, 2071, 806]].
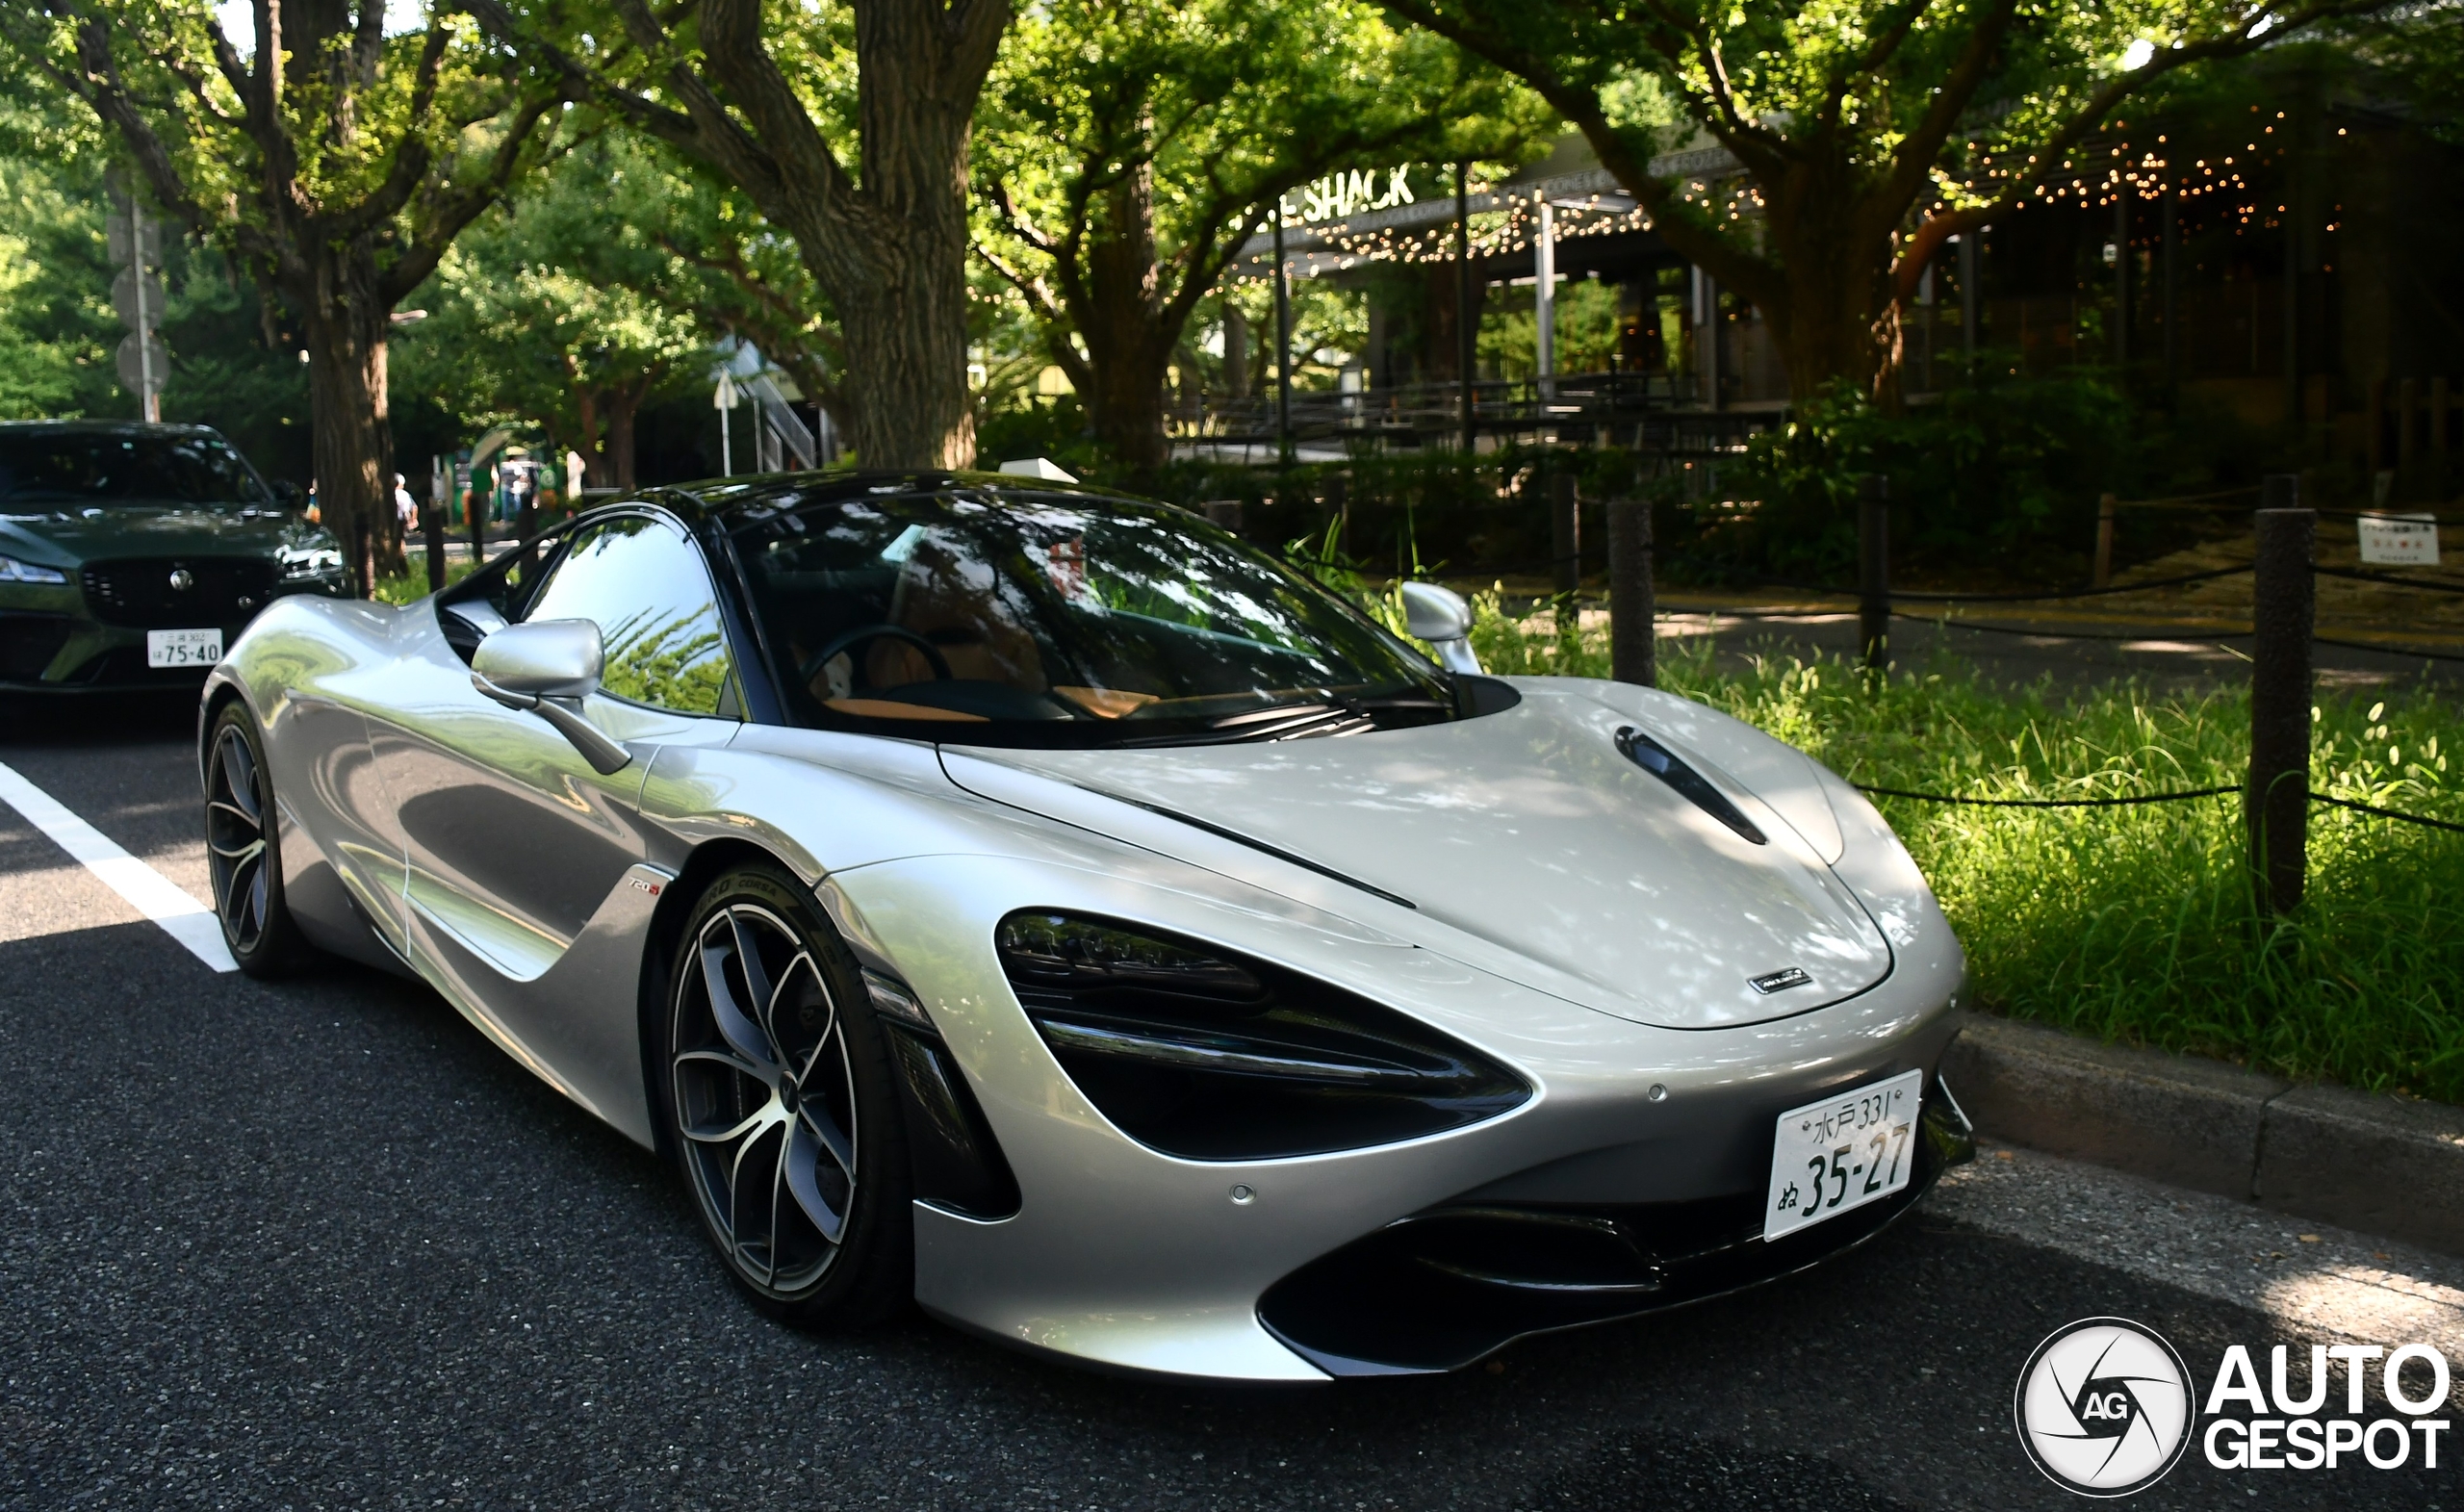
[[1708, 371, 2138, 585]]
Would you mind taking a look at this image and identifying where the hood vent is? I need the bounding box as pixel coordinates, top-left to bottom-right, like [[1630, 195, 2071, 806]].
[[1614, 726, 1766, 845]]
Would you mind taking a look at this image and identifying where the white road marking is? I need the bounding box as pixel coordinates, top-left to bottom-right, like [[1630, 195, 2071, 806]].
[[0, 760, 237, 972]]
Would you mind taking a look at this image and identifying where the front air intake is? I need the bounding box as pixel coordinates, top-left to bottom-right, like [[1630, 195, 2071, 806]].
[[996, 912, 1527, 1161]]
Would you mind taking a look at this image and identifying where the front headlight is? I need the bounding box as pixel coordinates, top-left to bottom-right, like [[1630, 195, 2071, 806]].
[[997, 912, 1528, 1161], [277, 544, 345, 580], [0, 553, 68, 584]]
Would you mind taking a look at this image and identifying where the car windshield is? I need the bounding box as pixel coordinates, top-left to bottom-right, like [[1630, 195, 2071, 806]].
[[731, 488, 1458, 746], [0, 430, 270, 506]]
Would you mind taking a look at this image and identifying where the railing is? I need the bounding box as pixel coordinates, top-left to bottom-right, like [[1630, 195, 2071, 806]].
[[1168, 371, 1780, 460]]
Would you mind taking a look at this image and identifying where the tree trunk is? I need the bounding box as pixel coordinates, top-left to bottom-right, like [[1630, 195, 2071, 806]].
[[299, 252, 392, 598], [1765, 205, 1897, 400], [1070, 170, 1174, 485], [1082, 334, 1174, 484], [830, 232, 976, 470], [607, 390, 640, 490], [731, 0, 998, 471], [1222, 304, 1249, 398]]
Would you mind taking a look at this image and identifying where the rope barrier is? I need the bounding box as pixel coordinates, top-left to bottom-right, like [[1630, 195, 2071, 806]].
[[1856, 783, 2240, 807], [1775, 565, 2255, 603], [1891, 611, 2251, 644], [2312, 565, 2464, 597], [2312, 634, 2464, 665], [2311, 793, 2464, 835], [1855, 783, 2464, 834], [2106, 485, 2263, 510]]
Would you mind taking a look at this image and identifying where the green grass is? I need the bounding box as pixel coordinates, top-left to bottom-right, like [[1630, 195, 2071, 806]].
[[1467, 597, 2464, 1104], [372, 556, 481, 605]]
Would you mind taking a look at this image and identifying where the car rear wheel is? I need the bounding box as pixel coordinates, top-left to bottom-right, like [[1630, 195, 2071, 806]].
[[204, 701, 310, 978], [664, 864, 912, 1325]]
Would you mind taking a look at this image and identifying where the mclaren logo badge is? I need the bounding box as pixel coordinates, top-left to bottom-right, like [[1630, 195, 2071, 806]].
[[1749, 966, 1813, 994]]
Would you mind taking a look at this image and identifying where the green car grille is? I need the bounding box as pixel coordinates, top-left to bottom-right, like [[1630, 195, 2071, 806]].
[[81, 556, 277, 629]]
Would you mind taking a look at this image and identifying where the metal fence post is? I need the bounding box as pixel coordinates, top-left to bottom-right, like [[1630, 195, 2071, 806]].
[[1608, 495, 1655, 687], [516, 492, 539, 583], [1858, 474, 1889, 672], [2248, 475, 2314, 918], [1551, 470, 1580, 598], [2094, 492, 2118, 589], [423, 503, 446, 596]]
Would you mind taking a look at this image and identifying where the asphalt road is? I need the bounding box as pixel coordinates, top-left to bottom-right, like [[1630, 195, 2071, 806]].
[[1, 693, 2457, 1512]]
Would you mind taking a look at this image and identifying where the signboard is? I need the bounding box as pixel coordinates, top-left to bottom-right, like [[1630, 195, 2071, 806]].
[[2357, 513, 2441, 567], [115, 332, 167, 397], [1278, 166, 1418, 226]]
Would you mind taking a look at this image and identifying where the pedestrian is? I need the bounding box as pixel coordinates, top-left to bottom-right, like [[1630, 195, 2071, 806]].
[[394, 473, 418, 533]]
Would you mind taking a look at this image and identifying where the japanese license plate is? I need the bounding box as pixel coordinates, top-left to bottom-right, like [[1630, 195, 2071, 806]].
[[1763, 1068, 1923, 1242], [145, 628, 224, 668]]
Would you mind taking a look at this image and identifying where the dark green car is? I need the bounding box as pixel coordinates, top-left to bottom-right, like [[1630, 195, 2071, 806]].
[[0, 421, 349, 692]]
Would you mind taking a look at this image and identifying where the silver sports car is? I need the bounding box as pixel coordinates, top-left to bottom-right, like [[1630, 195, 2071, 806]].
[[199, 472, 1972, 1381]]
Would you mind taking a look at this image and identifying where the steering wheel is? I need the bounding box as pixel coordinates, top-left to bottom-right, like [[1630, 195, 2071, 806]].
[[799, 623, 953, 690]]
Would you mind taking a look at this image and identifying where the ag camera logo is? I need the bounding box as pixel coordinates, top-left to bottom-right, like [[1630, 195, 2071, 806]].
[[2015, 1318, 2195, 1497]]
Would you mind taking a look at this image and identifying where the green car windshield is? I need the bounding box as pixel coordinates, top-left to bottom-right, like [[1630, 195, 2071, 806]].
[[0, 431, 270, 507], [732, 489, 1456, 745]]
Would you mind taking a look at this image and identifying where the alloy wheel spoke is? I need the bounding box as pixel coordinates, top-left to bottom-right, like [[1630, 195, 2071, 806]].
[[797, 1101, 855, 1182], [699, 933, 777, 1075], [218, 731, 261, 825], [783, 1120, 849, 1244], [766, 1133, 792, 1284], [243, 860, 269, 939], [680, 1102, 774, 1146], [730, 913, 780, 1051], [207, 833, 266, 863], [726, 1116, 782, 1243], [766, 950, 826, 1060], [674, 1046, 766, 1084]]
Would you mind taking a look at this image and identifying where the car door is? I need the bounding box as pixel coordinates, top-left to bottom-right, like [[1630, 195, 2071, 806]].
[[367, 512, 745, 1119]]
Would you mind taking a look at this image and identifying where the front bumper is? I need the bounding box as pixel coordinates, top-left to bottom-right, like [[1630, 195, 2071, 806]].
[[1259, 1080, 1975, 1374], [828, 850, 1967, 1383], [0, 577, 346, 692]]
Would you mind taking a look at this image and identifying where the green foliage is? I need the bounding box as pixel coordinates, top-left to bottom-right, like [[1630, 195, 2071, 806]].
[[1473, 609, 2464, 1101], [972, 0, 1550, 470], [1476, 278, 1625, 383], [1714, 371, 2136, 582], [1375, 0, 2389, 394], [0, 114, 314, 477], [399, 135, 714, 473]]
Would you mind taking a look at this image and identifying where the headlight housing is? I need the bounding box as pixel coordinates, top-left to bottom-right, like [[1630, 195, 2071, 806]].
[[0, 553, 68, 585], [276, 544, 345, 580], [997, 912, 1528, 1161]]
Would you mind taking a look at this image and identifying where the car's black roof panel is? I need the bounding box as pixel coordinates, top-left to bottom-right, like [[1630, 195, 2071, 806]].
[[0, 420, 224, 432]]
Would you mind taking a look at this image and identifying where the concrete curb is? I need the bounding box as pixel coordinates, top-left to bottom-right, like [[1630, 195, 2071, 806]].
[[1940, 1013, 2464, 1256]]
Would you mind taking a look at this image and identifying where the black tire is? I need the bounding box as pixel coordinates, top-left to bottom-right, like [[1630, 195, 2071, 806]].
[[203, 700, 311, 978], [663, 863, 913, 1326]]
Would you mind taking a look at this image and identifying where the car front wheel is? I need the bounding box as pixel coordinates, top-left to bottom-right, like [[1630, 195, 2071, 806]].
[[664, 864, 913, 1325], [204, 701, 310, 977]]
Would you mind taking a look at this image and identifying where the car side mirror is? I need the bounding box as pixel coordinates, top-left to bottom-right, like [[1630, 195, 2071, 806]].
[[1399, 581, 1481, 675], [270, 479, 303, 509], [470, 620, 630, 774]]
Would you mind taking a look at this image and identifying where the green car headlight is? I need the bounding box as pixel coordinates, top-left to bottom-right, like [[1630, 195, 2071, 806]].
[[0, 553, 68, 585]]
